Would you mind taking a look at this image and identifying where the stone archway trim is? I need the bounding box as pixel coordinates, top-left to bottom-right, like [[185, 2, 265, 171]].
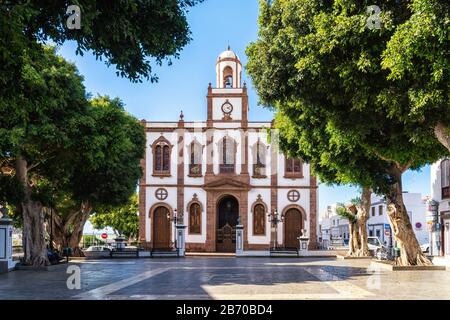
[[148, 202, 174, 250], [280, 204, 307, 247]]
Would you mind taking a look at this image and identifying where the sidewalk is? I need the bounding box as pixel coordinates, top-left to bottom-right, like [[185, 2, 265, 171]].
[[431, 256, 450, 270]]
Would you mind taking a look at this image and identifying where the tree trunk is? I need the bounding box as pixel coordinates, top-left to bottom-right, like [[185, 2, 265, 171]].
[[347, 222, 356, 256], [434, 121, 450, 152], [356, 187, 371, 257], [385, 169, 432, 266], [347, 221, 361, 257], [46, 201, 92, 257], [16, 158, 49, 267]]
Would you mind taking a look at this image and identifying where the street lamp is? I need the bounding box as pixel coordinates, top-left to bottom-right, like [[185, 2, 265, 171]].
[[170, 208, 184, 252], [0, 202, 9, 219], [268, 209, 284, 250]]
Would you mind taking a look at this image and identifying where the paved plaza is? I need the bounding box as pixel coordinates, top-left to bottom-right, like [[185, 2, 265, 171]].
[[0, 257, 449, 300]]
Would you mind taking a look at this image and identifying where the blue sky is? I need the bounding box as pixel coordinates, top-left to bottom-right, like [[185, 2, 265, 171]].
[[57, 0, 431, 216]]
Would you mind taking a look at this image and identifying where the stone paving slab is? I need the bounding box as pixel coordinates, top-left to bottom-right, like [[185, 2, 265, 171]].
[[0, 257, 449, 300]]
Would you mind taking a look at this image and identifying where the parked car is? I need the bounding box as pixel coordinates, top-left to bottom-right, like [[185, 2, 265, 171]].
[[420, 243, 430, 253], [83, 245, 112, 258], [367, 236, 389, 258]]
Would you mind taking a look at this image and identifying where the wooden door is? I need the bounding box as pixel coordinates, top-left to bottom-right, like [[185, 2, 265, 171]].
[[153, 206, 170, 250], [284, 209, 302, 249], [216, 196, 239, 252]]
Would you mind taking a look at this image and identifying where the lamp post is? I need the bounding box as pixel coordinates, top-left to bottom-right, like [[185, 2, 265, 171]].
[[0, 202, 15, 274], [0, 202, 9, 219], [171, 209, 184, 252], [268, 209, 284, 250]]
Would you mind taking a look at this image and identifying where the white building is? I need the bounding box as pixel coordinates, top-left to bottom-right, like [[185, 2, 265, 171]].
[[368, 193, 428, 247], [138, 47, 318, 253], [318, 204, 349, 248], [320, 193, 428, 249], [430, 159, 450, 258]]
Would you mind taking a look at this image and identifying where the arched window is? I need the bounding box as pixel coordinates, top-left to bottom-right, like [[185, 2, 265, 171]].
[[253, 204, 266, 235], [441, 159, 450, 199], [189, 203, 202, 234], [219, 136, 236, 173], [189, 140, 203, 176], [223, 66, 233, 88], [253, 139, 267, 177], [152, 136, 172, 176], [285, 157, 303, 178]]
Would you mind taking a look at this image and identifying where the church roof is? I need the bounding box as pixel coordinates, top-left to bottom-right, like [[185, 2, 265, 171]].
[[217, 46, 240, 62]]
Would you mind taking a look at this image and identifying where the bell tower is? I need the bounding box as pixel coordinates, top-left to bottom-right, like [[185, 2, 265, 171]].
[[216, 46, 242, 88], [207, 46, 248, 127]]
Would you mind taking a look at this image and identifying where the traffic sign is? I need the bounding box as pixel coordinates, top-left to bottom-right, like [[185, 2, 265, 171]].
[[101, 233, 108, 239]]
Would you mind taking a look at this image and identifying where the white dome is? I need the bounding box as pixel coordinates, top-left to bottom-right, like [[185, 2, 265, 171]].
[[217, 47, 240, 62]]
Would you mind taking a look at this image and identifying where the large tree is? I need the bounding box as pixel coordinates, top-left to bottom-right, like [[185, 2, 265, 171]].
[[46, 97, 145, 255], [247, 0, 449, 265], [275, 108, 385, 258], [0, 45, 90, 266], [382, 0, 450, 151], [0, 47, 145, 265]]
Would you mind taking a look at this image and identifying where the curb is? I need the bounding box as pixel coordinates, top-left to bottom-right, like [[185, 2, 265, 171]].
[[371, 260, 447, 271]]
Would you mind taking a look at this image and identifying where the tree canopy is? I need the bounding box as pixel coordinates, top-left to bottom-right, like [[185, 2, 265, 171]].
[[90, 194, 139, 239], [382, 0, 450, 150], [1, 0, 204, 82], [0, 46, 145, 265], [247, 0, 448, 265]]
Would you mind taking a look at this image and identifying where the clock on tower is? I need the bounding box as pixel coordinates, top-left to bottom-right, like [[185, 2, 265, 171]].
[[207, 46, 248, 125]]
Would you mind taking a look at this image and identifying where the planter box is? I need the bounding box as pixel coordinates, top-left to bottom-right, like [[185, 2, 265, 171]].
[[371, 260, 447, 271], [336, 254, 372, 260], [15, 261, 67, 271]]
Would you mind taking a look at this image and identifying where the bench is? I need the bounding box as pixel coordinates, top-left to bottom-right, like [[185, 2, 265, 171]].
[[109, 249, 139, 258]]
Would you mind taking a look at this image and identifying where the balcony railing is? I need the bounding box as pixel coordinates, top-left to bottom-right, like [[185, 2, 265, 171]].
[[219, 164, 235, 174], [189, 164, 202, 176], [253, 164, 266, 177]]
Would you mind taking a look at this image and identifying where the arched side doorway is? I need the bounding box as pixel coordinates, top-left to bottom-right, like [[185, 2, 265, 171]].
[[283, 207, 305, 249], [216, 195, 239, 252], [152, 206, 171, 251]]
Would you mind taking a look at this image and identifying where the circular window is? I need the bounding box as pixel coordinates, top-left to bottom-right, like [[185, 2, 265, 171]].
[[287, 190, 300, 202], [155, 188, 168, 200]]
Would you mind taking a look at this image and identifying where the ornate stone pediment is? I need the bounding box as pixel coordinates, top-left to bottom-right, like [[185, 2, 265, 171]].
[[202, 177, 251, 191]]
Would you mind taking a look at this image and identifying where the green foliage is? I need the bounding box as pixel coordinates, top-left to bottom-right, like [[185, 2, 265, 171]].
[[0, 45, 145, 222], [247, 0, 449, 193], [68, 96, 145, 208], [0, 45, 90, 206], [336, 205, 356, 223], [81, 235, 106, 248], [350, 197, 362, 206], [90, 194, 139, 239], [381, 0, 450, 126], [0, 0, 204, 82]]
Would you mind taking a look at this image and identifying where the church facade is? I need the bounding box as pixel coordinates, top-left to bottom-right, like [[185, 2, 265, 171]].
[[138, 48, 318, 252]]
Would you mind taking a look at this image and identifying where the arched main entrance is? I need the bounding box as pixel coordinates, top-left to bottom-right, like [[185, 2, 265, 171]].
[[216, 195, 239, 252], [284, 208, 303, 249], [152, 206, 171, 251]]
